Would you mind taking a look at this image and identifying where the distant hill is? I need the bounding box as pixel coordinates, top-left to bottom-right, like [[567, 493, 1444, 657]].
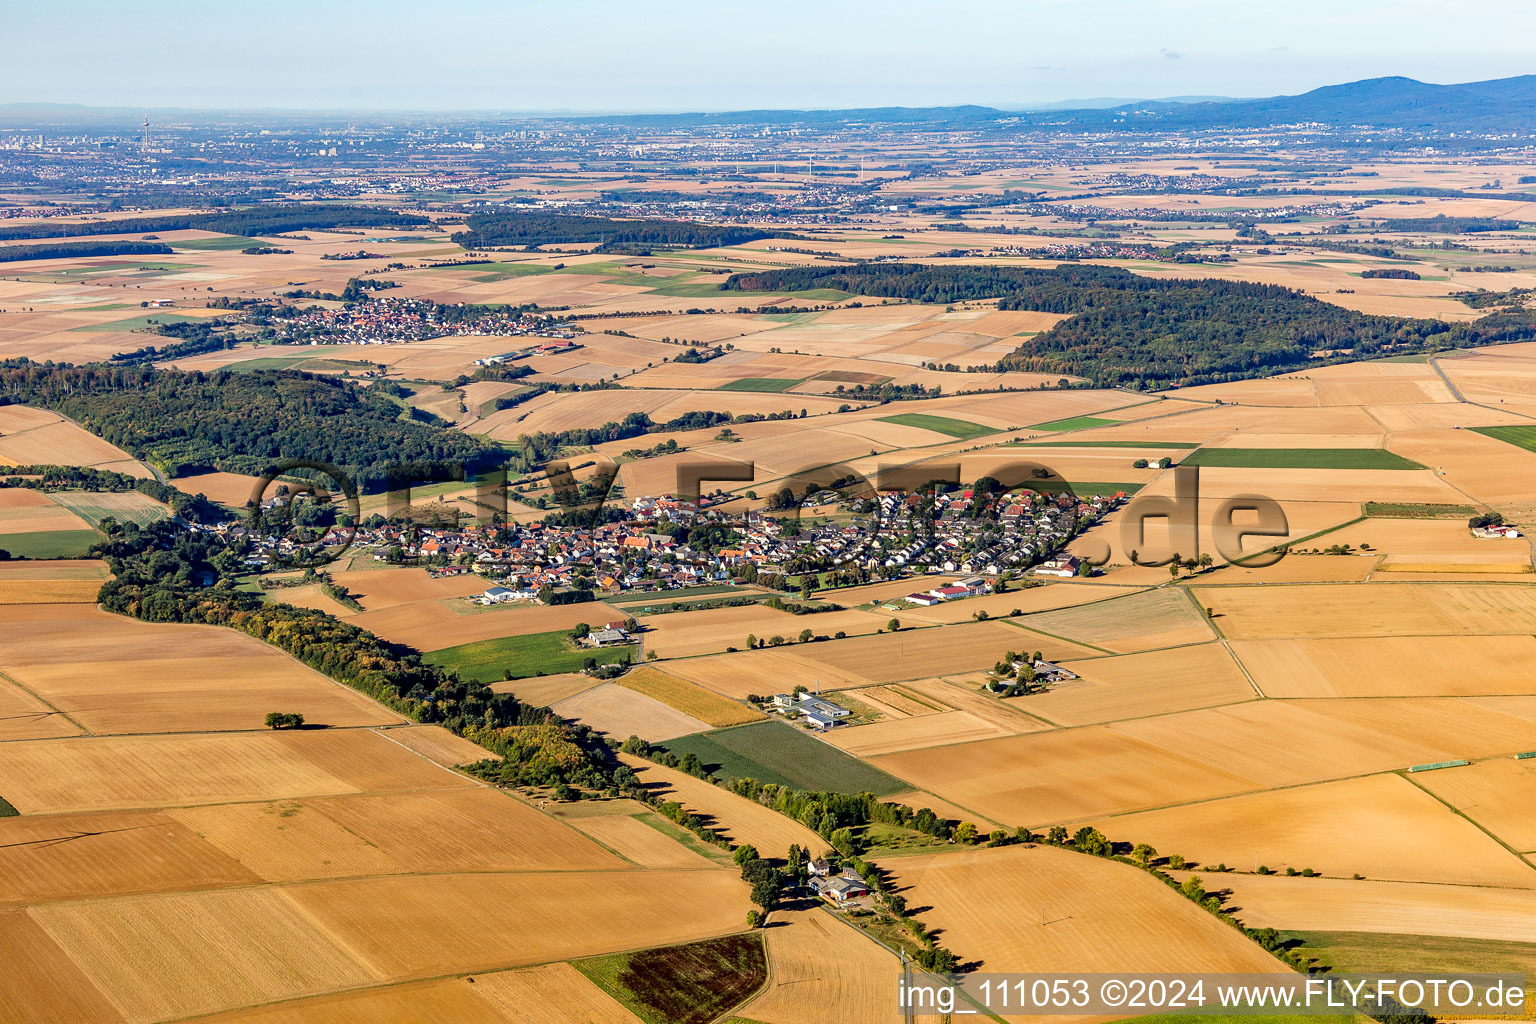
[[5, 75, 1536, 135], [579, 75, 1536, 135]]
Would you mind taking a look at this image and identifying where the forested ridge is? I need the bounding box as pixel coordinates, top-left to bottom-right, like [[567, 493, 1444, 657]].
[[0, 240, 173, 263], [722, 263, 1536, 386], [452, 210, 786, 250], [0, 360, 495, 489], [0, 204, 430, 242]]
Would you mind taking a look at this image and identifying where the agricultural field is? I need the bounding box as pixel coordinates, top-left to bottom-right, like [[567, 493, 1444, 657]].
[[891, 844, 1292, 974], [0, 603, 404, 734], [0, 601, 758, 1022], [615, 667, 763, 727], [424, 628, 634, 681], [19, 99, 1536, 1017], [658, 721, 907, 795]]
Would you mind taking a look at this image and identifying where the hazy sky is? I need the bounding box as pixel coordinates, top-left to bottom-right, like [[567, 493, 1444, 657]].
[[6, 0, 1536, 111]]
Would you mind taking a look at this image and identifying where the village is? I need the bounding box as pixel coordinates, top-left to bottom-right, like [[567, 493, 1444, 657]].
[[214, 482, 1123, 609], [346, 484, 1122, 596], [246, 294, 581, 347]]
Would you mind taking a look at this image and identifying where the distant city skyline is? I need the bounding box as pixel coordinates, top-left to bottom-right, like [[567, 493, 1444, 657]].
[[5, 0, 1536, 112]]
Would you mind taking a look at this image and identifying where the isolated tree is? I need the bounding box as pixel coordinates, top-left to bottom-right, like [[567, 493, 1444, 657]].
[[1131, 842, 1158, 866], [887, 618, 900, 631], [798, 628, 813, 643]]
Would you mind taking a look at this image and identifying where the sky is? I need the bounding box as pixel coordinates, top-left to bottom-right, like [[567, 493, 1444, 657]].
[[5, 0, 1536, 112]]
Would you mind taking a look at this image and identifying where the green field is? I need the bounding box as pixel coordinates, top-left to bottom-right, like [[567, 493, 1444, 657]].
[[469, 261, 553, 281], [718, 378, 806, 392], [1009, 440, 1203, 449], [422, 628, 633, 681], [659, 720, 906, 796], [1474, 424, 1536, 455], [575, 934, 767, 1024], [48, 491, 169, 528], [1058, 481, 1142, 496], [1284, 929, 1536, 977], [1028, 415, 1120, 431], [69, 312, 205, 333], [1362, 501, 1476, 518], [1183, 448, 1426, 470], [225, 354, 325, 372], [0, 529, 101, 559], [0, 795, 16, 817], [877, 412, 994, 440], [172, 235, 277, 251]]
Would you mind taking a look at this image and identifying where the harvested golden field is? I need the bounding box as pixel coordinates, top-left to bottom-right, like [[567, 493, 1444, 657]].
[[1199, 582, 1536, 639], [823, 709, 1011, 757], [172, 470, 268, 506], [490, 671, 598, 707], [671, 620, 1096, 698], [0, 557, 108, 580], [28, 886, 383, 1023], [1212, 874, 1536, 942], [615, 666, 762, 726], [381, 722, 497, 767], [1021, 586, 1215, 652], [741, 902, 899, 1024], [551, 682, 713, 741], [1231, 635, 1536, 697], [898, 675, 1057, 734], [0, 603, 402, 733], [173, 789, 625, 880], [286, 869, 746, 979], [1024, 643, 1256, 726], [0, 676, 83, 740], [196, 966, 644, 1024], [0, 810, 259, 907], [894, 582, 1143, 625], [270, 581, 355, 616], [892, 844, 1290, 974], [347, 596, 616, 651], [642, 603, 887, 659], [0, 488, 54, 508], [1088, 773, 1536, 887], [847, 682, 950, 718], [1317, 516, 1531, 571], [0, 578, 103, 603], [1194, 553, 1380, 585], [871, 727, 1258, 826], [0, 406, 148, 473], [0, 728, 472, 814], [1389, 427, 1536, 507], [1111, 698, 1536, 791], [0, 500, 92, 535], [0, 911, 129, 1023], [1408, 758, 1536, 854], [617, 752, 823, 856], [329, 566, 491, 609], [567, 812, 718, 868]]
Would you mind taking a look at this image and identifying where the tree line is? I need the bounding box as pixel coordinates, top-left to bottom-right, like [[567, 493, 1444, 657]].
[[451, 210, 787, 250], [0, 360, 496, 491], [720, 261, 1536, 388], [0, 204, 430, 242], [0, 240, 173, 263]]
